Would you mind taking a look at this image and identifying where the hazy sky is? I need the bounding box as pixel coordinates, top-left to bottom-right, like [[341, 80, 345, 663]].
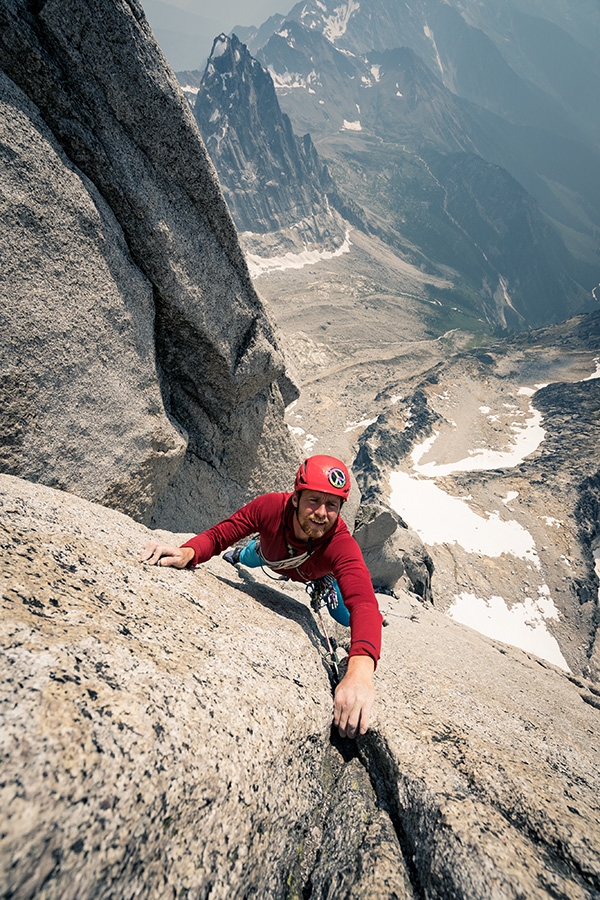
[[140, 0, 297, 69], [164, 0, 293, 30]]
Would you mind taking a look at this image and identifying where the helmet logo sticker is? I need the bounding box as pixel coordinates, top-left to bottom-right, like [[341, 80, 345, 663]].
[[327, 467, 347, 489]]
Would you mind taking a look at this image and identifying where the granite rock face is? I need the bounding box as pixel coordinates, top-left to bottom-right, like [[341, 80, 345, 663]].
[[353, 503, 434, 602], [0, 0, 299, 531], [2, 474, 600, 899]]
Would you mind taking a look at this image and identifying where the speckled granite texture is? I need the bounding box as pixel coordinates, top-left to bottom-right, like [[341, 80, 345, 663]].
[[2, 474, 600, 899]]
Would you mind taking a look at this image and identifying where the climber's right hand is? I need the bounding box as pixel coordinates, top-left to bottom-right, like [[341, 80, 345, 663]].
[[141, 541, 195, 569]]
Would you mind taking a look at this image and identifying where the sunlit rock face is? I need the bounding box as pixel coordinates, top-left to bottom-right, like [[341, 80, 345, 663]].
[[0, 0, 299, 531], [2, 474, 600, 899], [353, 502, 434, 602]]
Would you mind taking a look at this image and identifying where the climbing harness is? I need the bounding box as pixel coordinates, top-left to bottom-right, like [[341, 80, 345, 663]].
[[254, 536, 314, 574]]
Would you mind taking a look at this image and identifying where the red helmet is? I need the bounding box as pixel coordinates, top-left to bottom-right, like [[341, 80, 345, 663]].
[[294, 455, 351, 501]]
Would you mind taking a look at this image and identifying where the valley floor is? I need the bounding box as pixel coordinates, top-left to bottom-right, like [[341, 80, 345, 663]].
[[251, 231, 600, 678]]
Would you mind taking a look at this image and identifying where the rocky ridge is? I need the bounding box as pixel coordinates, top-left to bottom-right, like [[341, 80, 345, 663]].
[[2, 473, 600, 899], [243, 0, 600, 324], [194, 32, 349, 257], [0, 0, 299, 532]]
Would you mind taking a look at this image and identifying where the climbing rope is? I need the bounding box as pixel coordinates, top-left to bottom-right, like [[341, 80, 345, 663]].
[[306, 579, 341, 683]]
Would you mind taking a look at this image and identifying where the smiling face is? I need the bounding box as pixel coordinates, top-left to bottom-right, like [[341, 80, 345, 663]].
[[292, 490, 342, 541]]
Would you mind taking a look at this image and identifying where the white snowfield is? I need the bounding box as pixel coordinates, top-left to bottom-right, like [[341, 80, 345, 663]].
[[411, 391, 546, 479], [322, 0, 360, 43], [245, 232, 351, 277], [583, 356, 600, 380], [389, 362, 600, 670]]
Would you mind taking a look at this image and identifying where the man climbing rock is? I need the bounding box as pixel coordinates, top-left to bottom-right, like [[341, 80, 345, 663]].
[[142, 455, 382, 739]]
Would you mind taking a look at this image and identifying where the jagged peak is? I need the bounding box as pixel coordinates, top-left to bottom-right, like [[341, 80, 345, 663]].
[[205, 31, 269, 85], [208, 32, 257, 68]]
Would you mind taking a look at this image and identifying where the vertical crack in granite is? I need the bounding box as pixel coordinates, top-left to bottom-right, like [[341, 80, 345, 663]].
[[306, 732, 419, 900], [278, 730, 417, 900], [353, 728, 600, 900]]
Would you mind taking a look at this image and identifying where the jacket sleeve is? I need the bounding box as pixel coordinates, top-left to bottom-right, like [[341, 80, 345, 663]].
[[179, 494, 280, 567], [329, 535, 382, 665]]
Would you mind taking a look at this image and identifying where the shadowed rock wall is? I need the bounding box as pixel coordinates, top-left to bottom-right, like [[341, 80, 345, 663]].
[[2, 474, 599, 899], [0, 0, 299, 531]]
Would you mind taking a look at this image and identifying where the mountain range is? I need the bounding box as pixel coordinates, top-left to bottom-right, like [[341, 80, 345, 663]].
[[184, 0, 600, 685], [184, 0, 600, 332]]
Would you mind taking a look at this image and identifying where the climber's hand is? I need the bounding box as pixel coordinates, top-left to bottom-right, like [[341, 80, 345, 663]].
[[333, 655, 375, 739], [141, 541, 194, 569]]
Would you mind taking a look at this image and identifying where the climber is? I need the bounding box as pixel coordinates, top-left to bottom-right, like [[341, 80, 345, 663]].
[[141, 455, 382, 740]]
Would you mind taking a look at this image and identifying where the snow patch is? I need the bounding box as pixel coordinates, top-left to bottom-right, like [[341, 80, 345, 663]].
[[540, 516, 562, 527], [245, 232, 352, 277], [323, 0, 360, 43], [583, 357, 600, 380], [389, 472, 540, 566], [370, 64, 381, 82], [410, 401, 545, 478], [344, 417, 377, 433], [342, 119, 362, 131], [268, 67, 318, 91], [423, 23, 444, 76], [303, 433, 318, 453], [448, 592, 569, 670], [212, 37, 228, 58]]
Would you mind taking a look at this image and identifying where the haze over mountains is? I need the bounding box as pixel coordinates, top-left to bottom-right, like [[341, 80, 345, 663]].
[[178, 0, 600, 678], [184, 0, 600, 336]]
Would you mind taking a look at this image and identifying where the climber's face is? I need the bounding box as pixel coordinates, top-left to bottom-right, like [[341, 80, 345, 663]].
[[292, 490, 341, 541]]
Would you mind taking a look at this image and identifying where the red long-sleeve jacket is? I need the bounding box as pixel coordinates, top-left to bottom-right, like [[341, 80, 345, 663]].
[[181, 492, 382, 664]]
